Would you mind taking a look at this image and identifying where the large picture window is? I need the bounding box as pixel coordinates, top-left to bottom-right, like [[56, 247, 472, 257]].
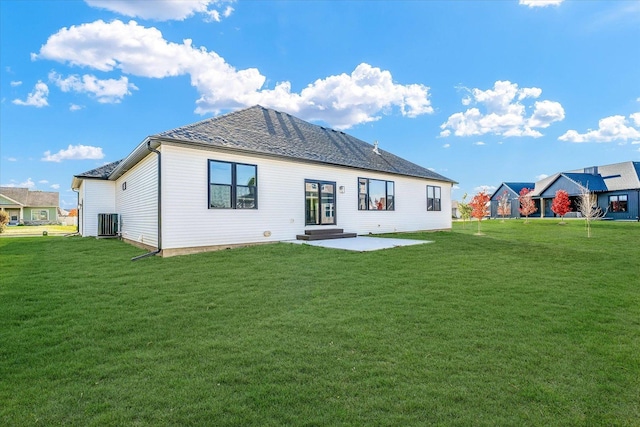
[[609, 194, 628, 212], [358, 178, 394, 211], [208, 160, 257, 209], [427, 185, 441, 211], [31, 210, 49, 221]]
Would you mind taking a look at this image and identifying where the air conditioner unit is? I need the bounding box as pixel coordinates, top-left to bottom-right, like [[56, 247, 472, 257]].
[[98, 213, 120, 237]]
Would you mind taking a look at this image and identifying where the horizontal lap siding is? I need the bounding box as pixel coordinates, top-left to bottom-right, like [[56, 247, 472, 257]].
[[81, 180, 116, 237], [162, 145, 452, 250], [116, 153, 158, 248]]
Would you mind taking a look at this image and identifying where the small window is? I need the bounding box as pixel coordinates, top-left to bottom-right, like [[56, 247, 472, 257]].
[[358, 178, 395, 211], [427, 185, 441, 211], [208, 160, 257, 209], [609, 194, 628, 212]]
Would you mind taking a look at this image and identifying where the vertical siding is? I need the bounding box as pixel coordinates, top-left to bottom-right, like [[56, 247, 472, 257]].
[[80, 180, 116, 237], [161, 145, 452, 250], [115, 153, 159, 247]]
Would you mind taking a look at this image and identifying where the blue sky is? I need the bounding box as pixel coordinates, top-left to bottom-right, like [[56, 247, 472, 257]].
[[1, 0, 639, 209]]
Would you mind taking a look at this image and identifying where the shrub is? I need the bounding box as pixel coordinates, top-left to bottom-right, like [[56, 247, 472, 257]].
[[0, 211, 9, 233]]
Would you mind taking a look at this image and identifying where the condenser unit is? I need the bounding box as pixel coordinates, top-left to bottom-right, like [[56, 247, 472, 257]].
[[98, 213, 120, 237]]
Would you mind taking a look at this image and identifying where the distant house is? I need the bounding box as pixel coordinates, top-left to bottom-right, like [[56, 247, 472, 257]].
[[72, 105, 456, 257], [491, 161, 640, 221], [489, 182, 536, 219], [0, 187, 60, 225]]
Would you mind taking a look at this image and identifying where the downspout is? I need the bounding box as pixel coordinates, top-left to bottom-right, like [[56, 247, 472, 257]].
[[132, 141, 162, 261]]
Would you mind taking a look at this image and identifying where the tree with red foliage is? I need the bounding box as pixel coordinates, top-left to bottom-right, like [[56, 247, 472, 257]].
[[551, 189, 571, 224], [469, 190, 490, 235], [496, 190, 511, 222], [518, 188, 537, 223]]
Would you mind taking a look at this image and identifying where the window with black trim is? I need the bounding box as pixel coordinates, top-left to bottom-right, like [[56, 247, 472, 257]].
[[427, 185, 441, 211], [358, 178, 394, 210], [305, 180, 336, 225], [609, 194, 627, 212], [208, 160, 257, 209]]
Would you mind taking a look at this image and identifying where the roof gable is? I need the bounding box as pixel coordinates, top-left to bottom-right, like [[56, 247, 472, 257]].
[[0, 187, 28, 205], [155, 105, 454, 182], [0, 187, 58, 207], [490, 182, 534, 200]]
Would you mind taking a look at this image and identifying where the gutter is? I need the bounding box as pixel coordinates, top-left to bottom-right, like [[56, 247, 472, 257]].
[[132, 141, 162, 261]]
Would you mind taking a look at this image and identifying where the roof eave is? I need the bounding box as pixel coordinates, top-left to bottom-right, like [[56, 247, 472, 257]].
[[154, 136, 456, 184]]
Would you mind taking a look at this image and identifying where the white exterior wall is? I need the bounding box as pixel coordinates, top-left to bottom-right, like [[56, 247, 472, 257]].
[[115, 153, 159, 247], [79, 179, 116, 237], [161, 144, 452, 251]]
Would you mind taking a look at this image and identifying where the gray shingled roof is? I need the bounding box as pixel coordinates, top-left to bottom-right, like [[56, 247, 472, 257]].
[[0, 187, 58, 207], [75, 160, 123, 179], [155, 105, 454, 182]]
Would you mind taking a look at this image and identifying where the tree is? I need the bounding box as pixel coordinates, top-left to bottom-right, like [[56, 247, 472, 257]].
[[577, 185, 606, 238], [497, 190, 511, 222], [469, 190, 490, 235], [551, 189, 571, 224], [458, 193, 473, 229], [0, 211, 8, 234], [518, 188, 537, 223]]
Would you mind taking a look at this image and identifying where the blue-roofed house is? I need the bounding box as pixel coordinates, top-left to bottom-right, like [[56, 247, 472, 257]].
[[491, 161, 640, 221], [71, 105, 456, 257], [489, 182, 536, 219], [533, 162, 640, 220]]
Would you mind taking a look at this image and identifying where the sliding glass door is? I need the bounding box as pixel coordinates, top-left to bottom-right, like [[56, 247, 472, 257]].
[[305, 180, 336, 225]]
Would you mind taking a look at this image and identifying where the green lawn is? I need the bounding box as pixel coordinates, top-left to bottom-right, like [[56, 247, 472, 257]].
[[1, 220, 638, 426]]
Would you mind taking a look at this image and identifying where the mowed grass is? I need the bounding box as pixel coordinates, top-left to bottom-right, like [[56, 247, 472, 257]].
[[1, 220, 638, 426]]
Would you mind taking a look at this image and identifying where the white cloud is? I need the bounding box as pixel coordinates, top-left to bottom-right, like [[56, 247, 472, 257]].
[[12, 81, 49, 107], [474, 185, 496, 193], [39, 180, 49, 184], [42, 145, 105, 162], [474, 141, 486, 146], [49, 71, 137, 103], [536, 174, 549, 181], [69, 103, 84, 111], [630, 112, 640, 127], [528, 100, 565, 128], [35, 20, 432, 129], [7, 157, 17, 162], [440, 80, 564, 138], [2, 178, 36, 189], [519, 0, 564, 7], [84, 0, 235, 22], [10, 81, 22, 87], [558, 114, 640, 143], [443, 143, 450, 148], [50, 184, 61, 190]]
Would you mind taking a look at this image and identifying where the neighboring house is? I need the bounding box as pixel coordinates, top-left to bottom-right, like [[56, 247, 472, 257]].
[[489, 182, 536, 219], [72, 105, 456, 257], [491, 161, 640, 221], [0, 187, 60, 225]]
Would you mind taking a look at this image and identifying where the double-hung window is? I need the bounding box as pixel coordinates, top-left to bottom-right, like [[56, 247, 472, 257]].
[[427, 185, 441, 211], [208, 160, 257, 209], [358, 178, 394, 210], [609, 194, 628, 212]]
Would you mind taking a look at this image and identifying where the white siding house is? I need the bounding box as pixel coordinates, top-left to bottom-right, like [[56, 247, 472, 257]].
[[77, 179, 115, 237], [72, 106, 456, 257]]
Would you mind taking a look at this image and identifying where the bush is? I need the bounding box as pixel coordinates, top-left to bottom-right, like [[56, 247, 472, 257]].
[[0, 211, 9, 233]]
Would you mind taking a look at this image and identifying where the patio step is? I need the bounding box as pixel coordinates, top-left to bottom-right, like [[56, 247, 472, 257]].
[[296, 228, 357, 241]]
